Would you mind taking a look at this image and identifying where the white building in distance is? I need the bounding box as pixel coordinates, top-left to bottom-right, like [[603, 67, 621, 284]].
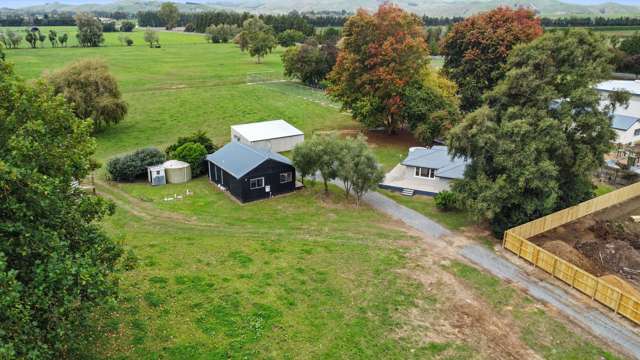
[[230, 120, 304, 153]]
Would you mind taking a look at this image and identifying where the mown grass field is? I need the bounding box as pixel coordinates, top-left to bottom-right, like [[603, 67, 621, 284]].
[[2, 28, 358, 161], [3, 27, 625, 359]]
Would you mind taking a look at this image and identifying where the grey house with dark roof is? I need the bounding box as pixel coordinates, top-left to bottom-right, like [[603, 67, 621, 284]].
[[380, 146, 470, 196], [206, 142, 296, 203]]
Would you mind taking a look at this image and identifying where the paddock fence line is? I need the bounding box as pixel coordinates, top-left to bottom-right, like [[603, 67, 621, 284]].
[[502, 181, 640, 325]]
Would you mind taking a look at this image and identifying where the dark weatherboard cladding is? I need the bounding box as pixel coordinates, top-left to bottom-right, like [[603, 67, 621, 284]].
[[206, 142, 296, 203]]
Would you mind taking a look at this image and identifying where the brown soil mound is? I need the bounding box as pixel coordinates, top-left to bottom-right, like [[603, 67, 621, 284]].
[[600, 275, 640, 300], [542, 240, 603, 275], [576, 239, 640, 284]]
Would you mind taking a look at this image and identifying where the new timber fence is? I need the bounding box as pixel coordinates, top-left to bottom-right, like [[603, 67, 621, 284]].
[[502, 181, 640, 325]]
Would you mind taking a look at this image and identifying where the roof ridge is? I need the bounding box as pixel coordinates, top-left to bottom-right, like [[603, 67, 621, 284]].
[[235, 141, 270, 160]]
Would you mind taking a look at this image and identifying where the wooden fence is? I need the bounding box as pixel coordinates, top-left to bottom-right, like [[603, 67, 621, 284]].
[[502, 181, 640, 325]]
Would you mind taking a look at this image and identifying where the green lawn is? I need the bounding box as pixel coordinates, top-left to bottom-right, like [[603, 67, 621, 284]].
[[92, 178, 469, 359], [3, 31, 356, 161], [379, 189, 474, 230], [596, 183, 615, 196]]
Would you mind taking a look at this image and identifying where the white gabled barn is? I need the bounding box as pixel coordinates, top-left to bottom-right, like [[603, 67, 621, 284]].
[[230, 120, 304, 153]]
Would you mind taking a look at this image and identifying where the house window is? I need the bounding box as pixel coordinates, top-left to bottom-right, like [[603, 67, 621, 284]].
[[635, 128, 640, 137], [250, 177, 264, 189], [280, 172, 293, 183], [414, 167, 436, 179]]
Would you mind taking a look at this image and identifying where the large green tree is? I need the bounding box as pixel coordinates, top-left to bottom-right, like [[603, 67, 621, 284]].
[[0, 61, 122, 358], [282, 41, 337, 87], [447, 29, 629, 235], [237, 18, 276, 63], [75, 12, 104, 47], [46, 58, 128, 131], [159, 2, 179, 30], [440, 7, 543, 112], [328, 4, 430, 134]]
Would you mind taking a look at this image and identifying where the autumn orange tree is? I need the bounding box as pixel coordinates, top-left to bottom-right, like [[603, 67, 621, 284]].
[[328, 4, 433, 135], [440, 7, 543, 112]]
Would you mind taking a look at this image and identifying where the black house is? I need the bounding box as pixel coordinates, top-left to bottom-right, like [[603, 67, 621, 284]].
[[206, 141, 297, 203]]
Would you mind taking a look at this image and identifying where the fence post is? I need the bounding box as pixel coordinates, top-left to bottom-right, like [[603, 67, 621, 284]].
[[570, 267, 578, 289], [615, 291, 623, 314], [551, 257, 558, 278], [592, 280, 599, 300]]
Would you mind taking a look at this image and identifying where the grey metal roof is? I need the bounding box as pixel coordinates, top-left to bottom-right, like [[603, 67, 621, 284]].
[[402, 146, 470, 180], [206, 141, 292, 179], [611, 114, 640, 131], [595, 80, 640, 97]]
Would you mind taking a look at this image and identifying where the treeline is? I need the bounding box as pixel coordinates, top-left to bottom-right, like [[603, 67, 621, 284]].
[[0, 11, 134, 26], [0, 14, 75, 26], [541, 16, 640, 27], [139, 10, 316, 35]]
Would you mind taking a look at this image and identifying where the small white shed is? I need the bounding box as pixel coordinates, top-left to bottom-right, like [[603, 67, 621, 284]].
[[230, 119, 304, 153], [147, 165, 166, 186]]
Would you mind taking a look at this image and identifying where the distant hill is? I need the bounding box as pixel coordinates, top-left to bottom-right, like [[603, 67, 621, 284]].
[[4, 0, 640, 17]]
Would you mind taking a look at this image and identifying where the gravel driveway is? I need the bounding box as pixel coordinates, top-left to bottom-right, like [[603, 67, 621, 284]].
[[360, 189, 640, 358]]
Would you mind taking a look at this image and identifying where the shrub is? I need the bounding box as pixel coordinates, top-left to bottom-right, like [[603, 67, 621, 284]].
[[106, 147, 165, 182], [172, 142, 208, 176], [126, 38, 134, 46], [120, 20, 136, 32], [120, 249, 139, 271], [102, 21, 117, 33], [277, 29, 305, 47], [184, 23, 195, 32], [434, 191, 459, 211], [165, 130, 217, 156]]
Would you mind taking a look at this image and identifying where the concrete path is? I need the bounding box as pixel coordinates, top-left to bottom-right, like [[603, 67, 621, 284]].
[[361, 189, 640, 358]]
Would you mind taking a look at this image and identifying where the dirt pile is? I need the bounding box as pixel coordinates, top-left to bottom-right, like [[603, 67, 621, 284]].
[[531, 197, 640, 290], [541, 240, 603, 275]]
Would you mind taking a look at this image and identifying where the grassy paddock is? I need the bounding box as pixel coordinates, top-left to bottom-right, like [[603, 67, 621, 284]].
[[92, 178, 451, 358], [2, 29, 357, 161], [0, 26, 204, 48]]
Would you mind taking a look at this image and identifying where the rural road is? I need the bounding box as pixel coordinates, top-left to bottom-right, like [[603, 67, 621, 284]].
[[360, 189, 640, 359]]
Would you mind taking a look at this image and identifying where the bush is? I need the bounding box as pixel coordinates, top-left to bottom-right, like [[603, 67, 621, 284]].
[[120, 249, 139, 271], [165, 130, 217, 157], [434, 191, 459, 211], [184, 23, 195, 32], [106, 147, 165, 182], [120, 20, 136, 32], [102, 21, 117, 33], [126, 38, 134, 46], [277, 29, 305, 47], [172, 142, 208, 176]]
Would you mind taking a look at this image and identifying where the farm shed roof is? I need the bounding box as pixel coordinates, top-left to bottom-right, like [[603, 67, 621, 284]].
[[231, 120, 303, 142], [595, 80, 640, 97], [402, 146, 470, 180], [206, 142, 292, 179], [611, 114, 640, 131]]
